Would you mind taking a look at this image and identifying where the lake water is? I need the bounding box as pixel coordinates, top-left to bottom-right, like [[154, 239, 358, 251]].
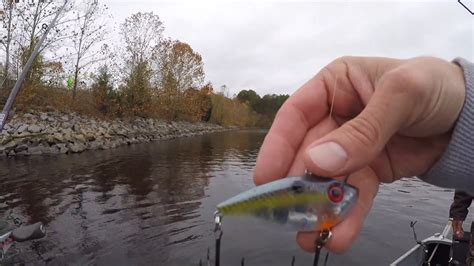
[[0, 130, 469, 265]]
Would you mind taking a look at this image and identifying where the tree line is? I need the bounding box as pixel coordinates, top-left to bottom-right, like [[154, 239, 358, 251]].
[[0, 0, 288, 127]]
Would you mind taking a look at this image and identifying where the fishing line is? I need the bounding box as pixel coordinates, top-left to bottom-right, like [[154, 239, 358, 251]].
[[343, 175, 351, 184], [329, 76, 338, 121]]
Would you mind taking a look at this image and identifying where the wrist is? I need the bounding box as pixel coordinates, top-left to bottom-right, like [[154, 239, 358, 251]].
[[419, 58, 474, 191], [448, 61, 467, 131]]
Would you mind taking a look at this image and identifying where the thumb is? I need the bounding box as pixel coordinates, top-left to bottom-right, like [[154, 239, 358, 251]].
[[304, 71, 416, 178]]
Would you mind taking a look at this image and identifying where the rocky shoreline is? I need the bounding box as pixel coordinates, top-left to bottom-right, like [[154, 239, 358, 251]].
[[0, 111, 230, 157]]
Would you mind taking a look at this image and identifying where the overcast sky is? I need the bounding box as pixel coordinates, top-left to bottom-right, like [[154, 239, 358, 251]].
[[101, 0, 473, 96]]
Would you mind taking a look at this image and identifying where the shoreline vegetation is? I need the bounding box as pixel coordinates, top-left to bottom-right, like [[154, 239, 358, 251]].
[[0, 5, 290, 157]]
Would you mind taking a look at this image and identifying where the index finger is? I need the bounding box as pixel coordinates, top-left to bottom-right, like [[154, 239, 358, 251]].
[[253, 76, 329, 185]]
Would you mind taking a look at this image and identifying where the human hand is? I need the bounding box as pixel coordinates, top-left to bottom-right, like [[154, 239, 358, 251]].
[[453, 220, 465, 239], [253, 56, 466, 253]]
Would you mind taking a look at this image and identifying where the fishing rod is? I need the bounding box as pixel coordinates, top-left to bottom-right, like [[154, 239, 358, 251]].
[[0, 0, 70, 132]]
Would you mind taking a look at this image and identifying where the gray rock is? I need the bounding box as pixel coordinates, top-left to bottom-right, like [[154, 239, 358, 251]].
[[97, 127, 106, 136], [36, 144, 53, 154], [0, 110, 226, 158], [85, 134, 96, 142], [3, 141, 17, 151], [27, 146, 43, 155], [63, 132, 74, 142], [75, 134, 86, 143], [49, 145, 61, 154], [17, 124, 28, 133], [62, 128, 73, 135], [14, 144, 28, 153], [62, 122, 72, 129], [16, 150, 29, 156], [69, 142, 86, 153], [88, 141, 100, 150], [53, 133, 65, 142], [72, 123, 81, 132], [27, 124, 42, 133], [54, 143, 68, 154], [23, 113, 35, 119], [28, 139, 39, 147]]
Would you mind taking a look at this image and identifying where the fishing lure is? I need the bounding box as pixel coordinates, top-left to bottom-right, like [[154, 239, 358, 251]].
[[216, 173, 358, 232]]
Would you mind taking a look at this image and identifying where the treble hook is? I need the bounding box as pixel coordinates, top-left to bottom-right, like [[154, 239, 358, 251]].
[[214, 211, 223, 238], [313, 229, 332, 266], [214, 211, 223, 266]]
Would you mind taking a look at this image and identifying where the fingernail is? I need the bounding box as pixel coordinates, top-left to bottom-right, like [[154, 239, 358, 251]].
[[308, 142, 347, 172]]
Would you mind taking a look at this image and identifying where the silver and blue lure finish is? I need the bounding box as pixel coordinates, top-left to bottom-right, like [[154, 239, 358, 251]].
[[216, 174, 358, 231]]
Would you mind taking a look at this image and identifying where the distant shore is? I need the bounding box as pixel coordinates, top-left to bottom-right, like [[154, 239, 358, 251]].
[[0, 111, 231, 157]]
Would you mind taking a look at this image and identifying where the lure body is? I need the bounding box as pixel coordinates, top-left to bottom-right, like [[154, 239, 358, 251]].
[[217, 174, 358, 231]]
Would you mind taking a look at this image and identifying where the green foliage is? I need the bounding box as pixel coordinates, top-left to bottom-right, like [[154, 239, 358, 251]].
[[237, 90, 290, 126], [237, 89, 261, 110], [122, 61, 153, 117], [254, 94, 290, 118], [91, 65, 121, 116]]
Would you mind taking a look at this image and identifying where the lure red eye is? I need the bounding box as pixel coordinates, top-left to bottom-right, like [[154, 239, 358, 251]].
[[328, 184, 344, 203]]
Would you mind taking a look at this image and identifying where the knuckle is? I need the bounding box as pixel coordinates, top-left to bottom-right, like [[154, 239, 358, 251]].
[[321, 56, 354, 84], [383, 67, 426, 100], [335, 55, 355, 64], [326, 56, 354, 73], [345, 114, 382, 148]]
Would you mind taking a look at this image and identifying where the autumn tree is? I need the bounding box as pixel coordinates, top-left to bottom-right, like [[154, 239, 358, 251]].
[[154, 39, 205, 119], [156, 39, 205, 92], [121, 12, 164, 67], [70, 0, 109, 98], [120, 12, 164, 115]]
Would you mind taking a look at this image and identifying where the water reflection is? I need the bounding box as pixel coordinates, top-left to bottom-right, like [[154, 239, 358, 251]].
[[1, 129, 461, 265], [0, 130, 266, 264]]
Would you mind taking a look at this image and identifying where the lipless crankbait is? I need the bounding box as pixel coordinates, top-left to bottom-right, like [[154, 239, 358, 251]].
[[216, 173, 358, 231]]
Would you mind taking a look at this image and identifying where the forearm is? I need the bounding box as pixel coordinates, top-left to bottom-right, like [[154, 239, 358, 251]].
[[420, 58, 474, 194], [449, 190, 473, 220]]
